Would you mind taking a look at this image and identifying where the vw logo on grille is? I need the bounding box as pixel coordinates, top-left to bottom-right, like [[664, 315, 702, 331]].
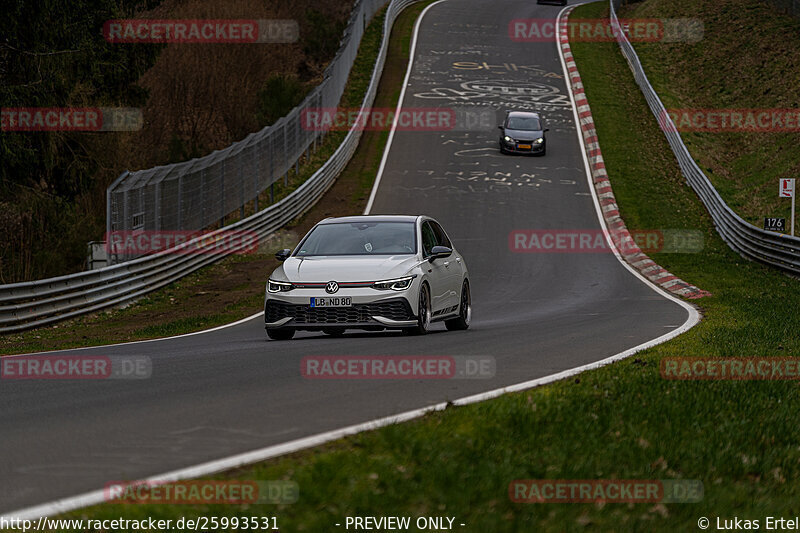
[[325, 281, 339, 294]]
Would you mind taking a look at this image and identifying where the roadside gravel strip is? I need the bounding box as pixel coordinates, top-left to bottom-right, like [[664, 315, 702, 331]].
[[559, 5, 710, 300]]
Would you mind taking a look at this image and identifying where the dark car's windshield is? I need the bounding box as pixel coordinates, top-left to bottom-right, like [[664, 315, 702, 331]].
[[295, 222, 417, 256], [506, 116, 541, 131]]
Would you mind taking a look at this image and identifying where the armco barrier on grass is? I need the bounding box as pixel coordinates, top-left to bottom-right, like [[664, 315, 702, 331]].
[[609, 0, 800, 278]]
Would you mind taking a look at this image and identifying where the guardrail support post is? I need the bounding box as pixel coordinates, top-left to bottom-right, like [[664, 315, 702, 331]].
[[200, 169, 205, 229], [255, 147, 260, 213], [240, 159, 245, 220], [154, 182, 161, 231], [295, 117, 300, 175], [220, 159, 226, 228], [284, 122, 289, 186]]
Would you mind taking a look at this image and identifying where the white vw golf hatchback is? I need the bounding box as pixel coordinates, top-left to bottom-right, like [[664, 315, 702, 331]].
[[264, 215, 470, 340]]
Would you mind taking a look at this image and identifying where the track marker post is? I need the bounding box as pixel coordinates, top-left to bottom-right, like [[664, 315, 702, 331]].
[[779, 178, 795, 236]]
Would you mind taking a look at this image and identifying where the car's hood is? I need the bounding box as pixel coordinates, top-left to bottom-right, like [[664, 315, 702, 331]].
[[504, 128, 544, 140], [273, 255, 420, 283]]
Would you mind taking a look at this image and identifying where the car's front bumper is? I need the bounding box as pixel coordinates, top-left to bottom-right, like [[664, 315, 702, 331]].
[[264, 291, 417, 330], [500, 139, 545, 154]]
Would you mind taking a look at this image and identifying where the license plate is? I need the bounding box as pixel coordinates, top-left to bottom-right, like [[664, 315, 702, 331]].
[[310, 297, 352, 308], [518, 144, 532, 149]]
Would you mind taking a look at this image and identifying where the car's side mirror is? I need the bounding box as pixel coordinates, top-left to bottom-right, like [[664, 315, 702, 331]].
[[275, 248, 292, 261], [429, 245, 452, 262], [544, 128, 550, 132], [497, 125, 503, 130]]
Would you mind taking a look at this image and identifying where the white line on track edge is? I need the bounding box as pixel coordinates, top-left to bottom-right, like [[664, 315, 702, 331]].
[[3, 311, 265, 358]]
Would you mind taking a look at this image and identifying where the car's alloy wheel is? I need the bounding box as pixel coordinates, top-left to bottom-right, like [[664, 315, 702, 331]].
[[446, 280, 471, 331], [267, 327, 295, 340], [405, 283, 431, 335]]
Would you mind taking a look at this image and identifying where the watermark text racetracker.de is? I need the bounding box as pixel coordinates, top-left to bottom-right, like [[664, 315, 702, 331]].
[[509, 229, 704, 254], [1, 355, 151, 380], [1, 107, 142, 132], [301, 106, 495, 132], [509, 479, 703, 503], [103, 19, 299, 43], [659, 108, 800, 133], [661, 357, 800, 380], [104, 479, 298, 504], [105, 230, 259, 256], [301, 356, 495, 379], [509, 18, 703, 43]]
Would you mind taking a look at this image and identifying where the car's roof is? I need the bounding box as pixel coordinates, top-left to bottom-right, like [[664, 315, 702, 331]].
[[318, 215, 420, 225], [507, 111, 541, 118]]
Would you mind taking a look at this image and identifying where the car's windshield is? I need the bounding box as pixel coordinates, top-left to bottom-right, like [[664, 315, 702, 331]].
[[506, 116, 541, 131], [295, 222, 417, 256]]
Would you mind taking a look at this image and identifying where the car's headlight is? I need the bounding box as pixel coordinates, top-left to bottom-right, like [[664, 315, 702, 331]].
[[503, 135, 514, 143], [267, 279, 294, 293], [373, 275, 416, 291], [533, 137, 544, 144]]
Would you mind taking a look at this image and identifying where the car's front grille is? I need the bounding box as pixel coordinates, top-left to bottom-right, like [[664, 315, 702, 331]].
[[265, 298, 414, 324]]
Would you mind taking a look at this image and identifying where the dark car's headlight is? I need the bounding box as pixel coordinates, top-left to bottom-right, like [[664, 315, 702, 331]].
[[373, 275, 415, 291], [503, 135, 514, 143], [267, 279, 294, 293], [534, 137, 544, 144]]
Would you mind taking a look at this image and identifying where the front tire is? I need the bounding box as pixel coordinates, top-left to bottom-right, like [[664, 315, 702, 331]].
[[267, 327, 295, 340], [405, 282, 431, 335], [445, 280, 471, 331]]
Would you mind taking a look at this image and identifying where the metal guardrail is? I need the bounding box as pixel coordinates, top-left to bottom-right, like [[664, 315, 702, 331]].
[[609, 0, 800, 276], [0, 0, 422, 334], [106, 0, 388, 252]]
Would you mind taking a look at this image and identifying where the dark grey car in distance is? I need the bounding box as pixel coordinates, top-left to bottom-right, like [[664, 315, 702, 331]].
[[498, 111, 549, 155]]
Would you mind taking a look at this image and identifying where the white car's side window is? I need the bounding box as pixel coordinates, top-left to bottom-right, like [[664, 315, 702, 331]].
[[421, 222, 437, 257], [430, 221, 452, 249]]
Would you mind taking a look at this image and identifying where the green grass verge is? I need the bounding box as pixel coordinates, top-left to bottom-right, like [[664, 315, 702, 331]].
[[38, 1, 800, 531], [619, 0, 800, 227]]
